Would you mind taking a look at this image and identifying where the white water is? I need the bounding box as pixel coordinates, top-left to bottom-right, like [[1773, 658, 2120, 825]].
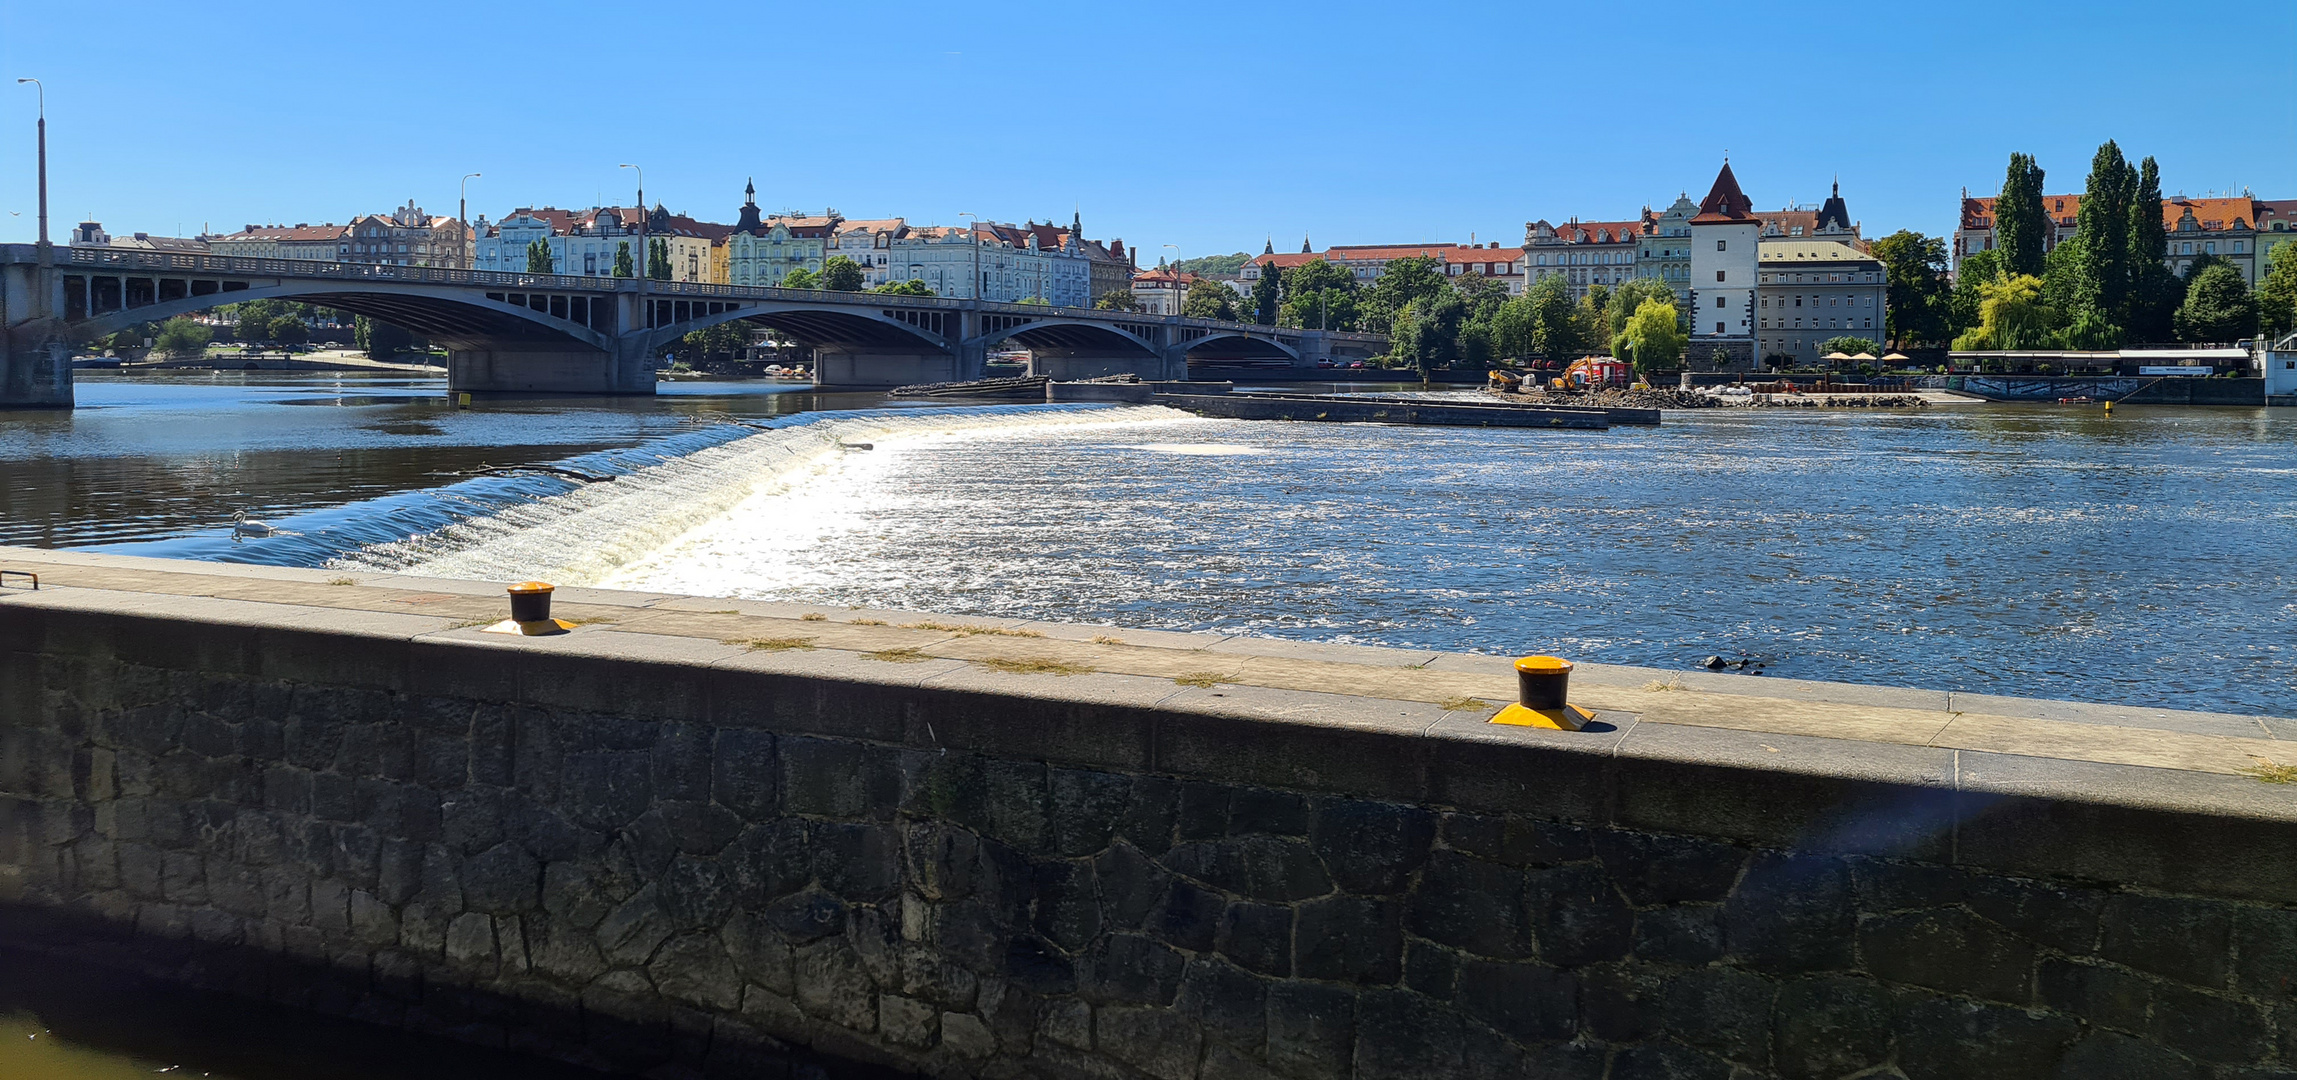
[[339, 405, 1197, 587]]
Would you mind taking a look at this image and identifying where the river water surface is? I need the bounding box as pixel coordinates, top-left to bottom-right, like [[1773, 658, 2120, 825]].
[[7, 371, 2295, 716]]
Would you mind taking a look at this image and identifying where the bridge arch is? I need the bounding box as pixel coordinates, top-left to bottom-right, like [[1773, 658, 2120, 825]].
[[640, 300, 955, 354], [1176, 331, 1301, 362], [973, 317, 1160, 357], [66, 280, 613, 352]]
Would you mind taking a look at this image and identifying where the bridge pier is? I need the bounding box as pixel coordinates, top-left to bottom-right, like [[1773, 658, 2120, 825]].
[[1, 253, 73, 408], [1029, 349, 1182, 382], [446, 344, 652, 394], [814, 346, 974, 389]]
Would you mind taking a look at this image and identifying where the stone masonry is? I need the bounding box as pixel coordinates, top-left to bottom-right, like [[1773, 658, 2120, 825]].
[[4, 562, 2297, 1079]]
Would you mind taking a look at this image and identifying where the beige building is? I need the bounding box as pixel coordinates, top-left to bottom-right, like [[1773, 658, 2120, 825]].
[[345, 202, 469, 268], [1756, 240, 1888, 366], [206, 223, 349, 261], [1955, 191, 2279, 284]]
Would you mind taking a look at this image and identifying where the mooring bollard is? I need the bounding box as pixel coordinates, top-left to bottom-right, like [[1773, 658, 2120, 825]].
[[482, 580, 575, 635], [1491, 654, 1597, 730]]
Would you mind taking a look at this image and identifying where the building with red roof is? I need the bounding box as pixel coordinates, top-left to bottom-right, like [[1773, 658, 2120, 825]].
[[1953, 189, 2282, 284]]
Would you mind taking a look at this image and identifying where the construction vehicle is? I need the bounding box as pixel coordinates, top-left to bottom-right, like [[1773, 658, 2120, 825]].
[[1551, 356, 1632, 392], [1487, 369, 1523, 391]]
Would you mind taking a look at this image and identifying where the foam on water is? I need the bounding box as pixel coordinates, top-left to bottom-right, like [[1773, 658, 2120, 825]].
[[338, 404, 1193, 586]]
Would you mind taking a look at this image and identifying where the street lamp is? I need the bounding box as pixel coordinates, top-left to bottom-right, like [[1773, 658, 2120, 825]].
[[620, 164, 647, 330], [458, 172, 481, 269], [1162, 244, 1180, 316], [958, 212, 981, 304], [16, 78, 46, 256]]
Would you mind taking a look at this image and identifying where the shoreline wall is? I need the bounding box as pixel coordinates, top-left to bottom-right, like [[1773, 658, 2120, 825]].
[[5, 559, 2297, 1079]]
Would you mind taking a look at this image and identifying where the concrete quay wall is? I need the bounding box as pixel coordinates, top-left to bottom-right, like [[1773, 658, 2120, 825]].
[[4, 549, 2297, 1079]]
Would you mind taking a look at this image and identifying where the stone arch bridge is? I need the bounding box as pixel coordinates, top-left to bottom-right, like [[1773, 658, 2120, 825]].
[[1, 245, 1387, 405]]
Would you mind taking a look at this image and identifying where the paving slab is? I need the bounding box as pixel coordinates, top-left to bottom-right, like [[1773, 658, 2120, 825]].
[[1935, 712, 2286, 777], [1946, 691, 2292, 737]]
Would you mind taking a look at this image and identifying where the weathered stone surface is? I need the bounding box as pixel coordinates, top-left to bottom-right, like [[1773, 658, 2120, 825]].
[[2233, 905, 2297, 1002], [940, 1010, 995, 1059], [1659, 966, 1773, 1067], [1455, 959, 1576, 1043], [1080, 932, 1185, 1006], [2147, 984, 2271, 1063], [1350, 989, 1459, 1080], [792, 938, 877, 1032], [878, 993, 937, 1048], [1218, 901, 1293, 977], [1608, 1040, 1733, 1080], [1723, 854, 1855, 973], [650, 931, 742, 1012], [1527, 863, 1633, 967], [1049, 768, 1131, 857], [1895, 993, 2079, 1080], [1595, 831, 1746, 906], [2052, 1030, 2208, 1080], [2038, 958, 2152, 1033], [2099, 893, 2232, 989], [1294, 895, 1401, 984], [1771, 975, 1892, 1080], [1408, 851, 1526, 959], [1634, 904, 1724, 966], [1859, 908, 2035, 1002], [1177, 957, 1266, 1051], [1162, 836, 1333, 903], [1096, 1004, 1201, 1080], [1267, 980, 1356, 1080]]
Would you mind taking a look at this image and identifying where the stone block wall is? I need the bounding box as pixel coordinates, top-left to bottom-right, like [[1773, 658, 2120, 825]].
[[5, 607, 2297, 1079]]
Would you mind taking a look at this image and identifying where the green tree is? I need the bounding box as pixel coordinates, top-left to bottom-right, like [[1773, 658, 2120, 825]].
[[1574, 284, 1611, 354], [1453, 273, 1513, 324], [1994, 152, 2051, 278], [1525, 275, 1583, 361], [647, 238, 673, 281], [1016, 296, 1052, 307], [2257, 244, 2297, 341], [1181, 278, 1239, 321], [2070, 140, 2135, 342], [1171, 253, 1250, 276], [781, 267, 819, 289], [1277, 259, 1358, 330], [2173, 263, 2257, 342], [1602, 279, 1675, 341], [819, 255, 865, 292], [1391, 290, 1468, 379], [1359, 256, 1446, 331], [1250, 263, 1282, 325], [680, 320, 752, 360], [2126, 157, 2177, 342], [1094, 289, 1141, 311], [267, 315, 310, 344], [1819, 336, 1880, 357], [231, 298, 281, 342], [1612, 299, 1686, 373], [1490, 294, 1536, 359], [353, 315, 414, 358], [1869, 230, 1951, 347], [151, 316, 211, 357], [612, 242, 635, 278], [525, 238, 555, 274], [869, 279, 935, 297], [1949, 249, 2002, 337], [1953, 274, 2059, 350]]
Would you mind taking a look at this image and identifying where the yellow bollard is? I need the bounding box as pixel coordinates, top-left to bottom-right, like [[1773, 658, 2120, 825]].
[[2103, 400, 2112, 416], [1491, 655, 1597, 730], [481, 580, 576, 635], [457, 392, 472, 408]]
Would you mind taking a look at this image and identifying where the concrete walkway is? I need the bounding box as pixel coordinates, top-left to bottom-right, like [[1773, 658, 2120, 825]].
[[3, 543, 2288, 820]]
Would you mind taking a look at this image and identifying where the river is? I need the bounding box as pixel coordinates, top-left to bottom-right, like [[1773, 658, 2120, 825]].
[[6, 371, 2294, 717]]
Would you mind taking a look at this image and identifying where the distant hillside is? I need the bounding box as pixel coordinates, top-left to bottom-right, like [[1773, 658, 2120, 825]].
[[1171, 252, 1250, 276]]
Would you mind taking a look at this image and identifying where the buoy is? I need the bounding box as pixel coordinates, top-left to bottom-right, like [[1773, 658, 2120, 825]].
[[2103, 400, 2113, 416]]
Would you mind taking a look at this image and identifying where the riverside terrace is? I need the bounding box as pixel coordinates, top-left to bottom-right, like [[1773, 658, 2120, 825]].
[[0, 245, 1387, 405], [4, 545, 2297, 1079]]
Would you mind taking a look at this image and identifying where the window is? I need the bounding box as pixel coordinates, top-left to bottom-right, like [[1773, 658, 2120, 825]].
[[1715, 321, 1726, 334], [2206, 242, 2217, 255], [1716, 240, 1727, 251], [1716, 271, 1726, 282], [2181, 242, 2193, 254], [2234, 241, 2245, 253], [1713, 296, 1724, 309]]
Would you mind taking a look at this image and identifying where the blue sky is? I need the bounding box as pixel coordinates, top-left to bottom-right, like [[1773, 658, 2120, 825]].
[[3, 0, 2291, 258]]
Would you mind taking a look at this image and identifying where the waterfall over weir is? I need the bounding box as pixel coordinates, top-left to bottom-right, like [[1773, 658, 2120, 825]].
[[335, 404, 1192, 586]]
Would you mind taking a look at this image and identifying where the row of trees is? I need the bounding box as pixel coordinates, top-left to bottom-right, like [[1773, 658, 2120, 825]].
[[1875, 143, 2297, 351], [1156, 255, 1695, 376]]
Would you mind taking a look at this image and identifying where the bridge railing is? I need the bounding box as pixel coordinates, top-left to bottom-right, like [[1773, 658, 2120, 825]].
[[14, 243, 1388, 344]]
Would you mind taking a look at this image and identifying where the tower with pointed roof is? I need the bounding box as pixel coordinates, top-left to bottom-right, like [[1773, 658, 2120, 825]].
[[1301, 234, 1312, 254], [1688, 160, 1760, 368], [735, 178, 764, 234], [1815, 177, 1853, 235]]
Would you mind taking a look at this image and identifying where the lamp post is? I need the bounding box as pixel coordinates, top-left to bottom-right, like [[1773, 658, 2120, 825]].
[[1162, 244, 1180, 316], [959, 212, 980, 304], [620, 164, 646, 333], [16, 78, 46, 261], [458, 172, 480, 269]]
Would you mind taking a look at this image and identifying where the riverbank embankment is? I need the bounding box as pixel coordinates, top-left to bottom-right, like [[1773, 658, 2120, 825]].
[[5, 545, 2295, 1079]]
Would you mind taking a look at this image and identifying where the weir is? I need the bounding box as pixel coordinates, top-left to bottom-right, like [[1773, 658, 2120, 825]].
[[4, 546, 2295, 1079]]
